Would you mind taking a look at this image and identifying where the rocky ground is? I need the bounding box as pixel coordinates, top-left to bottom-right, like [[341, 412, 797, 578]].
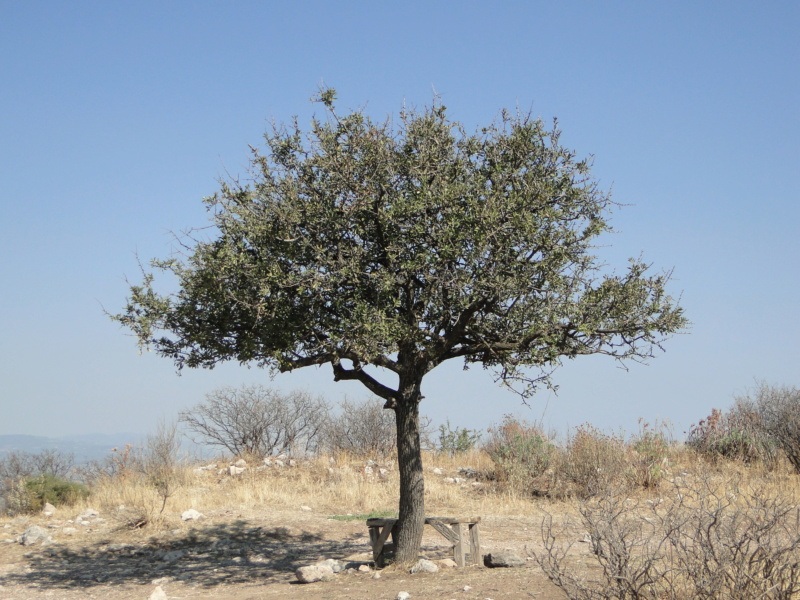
[[0, 502, 589, 600]]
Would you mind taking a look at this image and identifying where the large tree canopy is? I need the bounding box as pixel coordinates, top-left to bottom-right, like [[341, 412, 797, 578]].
[[115, 90, 687, 562]]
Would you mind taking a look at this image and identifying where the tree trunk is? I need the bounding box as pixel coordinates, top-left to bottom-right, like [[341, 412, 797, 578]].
[[393, 383, 425, 565]]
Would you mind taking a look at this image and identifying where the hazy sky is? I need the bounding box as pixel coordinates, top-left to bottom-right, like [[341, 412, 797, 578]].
[[1, 1, 797, 440]]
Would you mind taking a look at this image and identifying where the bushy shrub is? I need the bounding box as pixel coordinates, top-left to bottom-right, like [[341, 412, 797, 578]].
[[485, 416, 554, 494], [556, 424, 628, 497], [0, 449, 78, 515], [628, 420, 671, 488], [744, 382, 800, 472], [688, 396, 778, 466], [438, 420, 482, 457], [23, 474, 89, 512]]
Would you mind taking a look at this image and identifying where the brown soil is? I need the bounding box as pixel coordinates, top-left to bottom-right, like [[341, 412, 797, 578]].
[[0, 505, 584, 600]]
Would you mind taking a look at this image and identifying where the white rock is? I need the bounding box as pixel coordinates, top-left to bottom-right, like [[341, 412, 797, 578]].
[[295, 564, 334, 583], [300, 505, 312, 512], [358, 564, 371, 572], [396, 592, 411, 600], [19, 526, 52, 546], [228, 465, 245, 476], [315, 558, 343, 573], [42, 502, 56, 516], [288, 459, 297, 467], [432, 467, 443, 475], [410, 559, 438, 573], [148, 585, 168, 600], [181, 509, 203, 521], [234, 459, 247, 468], [274, 460, 284, 468], [76, 508, 99, 520]]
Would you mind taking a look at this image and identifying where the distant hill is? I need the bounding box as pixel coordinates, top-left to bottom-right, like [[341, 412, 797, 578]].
[[0, 433, 146, 462]]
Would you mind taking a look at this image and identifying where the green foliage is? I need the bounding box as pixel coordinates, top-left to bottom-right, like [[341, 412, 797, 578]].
[[22, 474, 89, 512], [687, 404, 777, 466], [486, 416, 554, 493], [113, 89, 686, 404], [438, 420, 482, 457]]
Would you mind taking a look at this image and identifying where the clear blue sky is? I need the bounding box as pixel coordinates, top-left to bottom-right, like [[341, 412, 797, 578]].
[[1, 1, 797, 440]]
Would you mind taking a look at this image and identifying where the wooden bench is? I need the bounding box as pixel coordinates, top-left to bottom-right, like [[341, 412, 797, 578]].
[[366, 516, 481, 567]]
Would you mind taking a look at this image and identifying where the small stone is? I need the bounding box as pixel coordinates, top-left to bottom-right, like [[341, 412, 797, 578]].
[[358, 564, 371, 573], [396, 592, 411, 600], [483, 551, 525, 568], [234, 459, 247, 468], [42, 502, 56, 516], [296, 564, 334, 583], [300, 505, 312, 512], [410, 559, 439, 573], [432, 467, 443, 475], [228, 465, 245, 476], [76, 508, 99, 520], [371, 571, 381, 579], [149, 585, 168, 600], [181, 509, 203, 521], [463, 585, 472, 591]]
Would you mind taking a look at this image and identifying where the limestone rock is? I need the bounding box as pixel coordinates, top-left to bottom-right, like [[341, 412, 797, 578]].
[[483, 551, 525, 568], [295, 564, 334, 583], [42, 502, 56, 516], [396, 592, 411, 600], [410, 559, 439, 573], [315, 558, 343, 573], [181, 509, 203, 521], [149, 585, 168, 600], [19, 525, 52, 546]]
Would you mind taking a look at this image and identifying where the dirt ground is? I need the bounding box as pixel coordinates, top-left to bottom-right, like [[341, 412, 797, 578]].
[[0, 504, 587, 600]]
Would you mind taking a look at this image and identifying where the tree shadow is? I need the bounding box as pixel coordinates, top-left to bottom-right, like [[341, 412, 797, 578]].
[[2, 519, 371, 590]]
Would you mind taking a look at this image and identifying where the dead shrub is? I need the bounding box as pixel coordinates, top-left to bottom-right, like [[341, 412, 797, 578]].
[[533, 472, 800, 600], [554, 424, 629, 498], [485, 415, 555, 495]]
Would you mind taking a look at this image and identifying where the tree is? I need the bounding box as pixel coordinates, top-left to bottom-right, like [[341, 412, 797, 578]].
[[113, 89, 687, 563], [180, 385, 329, 457]]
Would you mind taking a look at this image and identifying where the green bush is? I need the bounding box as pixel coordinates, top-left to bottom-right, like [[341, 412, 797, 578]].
[[23, 474, 89, 512], [687, 403, 777, 466], [438, 420, 482, 457], [486, 415, 554, 494]]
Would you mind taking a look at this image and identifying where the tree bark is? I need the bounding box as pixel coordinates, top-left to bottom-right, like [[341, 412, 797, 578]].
[[392, 381, 425, 565]]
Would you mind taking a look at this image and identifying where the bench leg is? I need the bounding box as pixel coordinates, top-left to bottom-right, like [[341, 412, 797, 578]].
[[468, 523, 481, 565], [452, 523, 466, 567]]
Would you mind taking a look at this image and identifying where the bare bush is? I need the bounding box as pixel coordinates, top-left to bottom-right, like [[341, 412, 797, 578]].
[[180, 385, 329, 457], [534, 473, 800, 600], [142, 420, 183, 514], [323, 397, 396, 457], [744, 382, 800, 472], [555, 425, 629, 498]]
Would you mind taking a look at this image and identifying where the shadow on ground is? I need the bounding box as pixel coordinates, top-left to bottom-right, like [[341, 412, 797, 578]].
[[1, 520, 370, 590]]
